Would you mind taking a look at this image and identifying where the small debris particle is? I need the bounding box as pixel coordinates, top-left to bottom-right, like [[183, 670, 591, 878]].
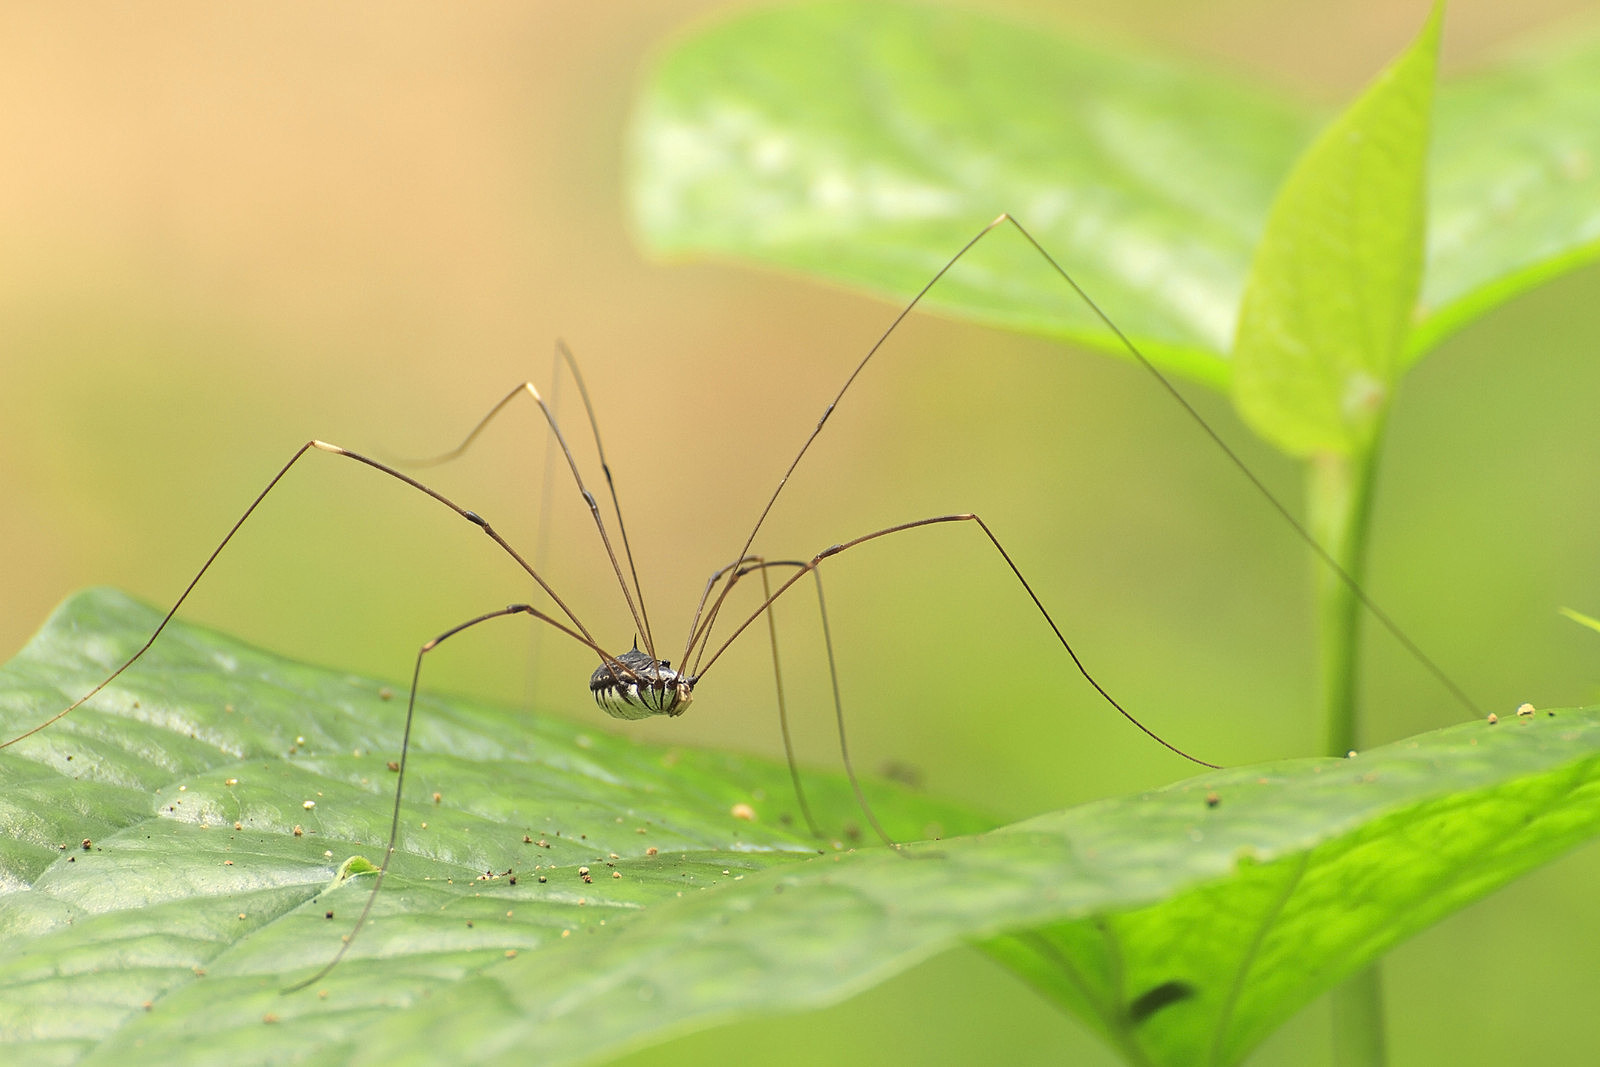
[[537, 875, 547, 883], [1487, 713, 1499, 725], [608, 852, 619, 860], [731, 802, 756, 822], [263, 1013, 279, 1024], [578, 866, 590, 876], [387, 761, 399, 772], [81, 839, 92, 851], [233, 821, 243, 831], [582, 874, 593, 884], [293, 825, 304, 837], [538, 839, 550, 848], [523, 835, 532, 844], [1517, 703, 1536, 717], [509, 875, 518, 885], [225, 778, 239, 786], [324, 850, 333, 858], [432, 792, 442, 804], [1205, 792, 1220, 809], [325, 911, 335, 920], [645, 847, 658, 857], [379, 687, 393, 701], [505, 949, 518, 959]]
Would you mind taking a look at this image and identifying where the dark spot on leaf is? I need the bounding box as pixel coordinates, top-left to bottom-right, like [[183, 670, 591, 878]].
[[1127, 980, 1196, 1024]]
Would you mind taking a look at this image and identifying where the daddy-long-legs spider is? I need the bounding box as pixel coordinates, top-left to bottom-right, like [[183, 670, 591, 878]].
[[0, 215, 1476, 995]]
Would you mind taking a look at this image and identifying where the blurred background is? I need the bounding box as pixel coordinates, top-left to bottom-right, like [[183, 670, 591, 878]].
[[3, 2, 1599, 1063]]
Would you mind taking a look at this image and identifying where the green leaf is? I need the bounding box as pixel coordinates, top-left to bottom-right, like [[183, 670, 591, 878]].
[[1418, 26, 1600, 354], [366, 708, 1600, 1067], [627, 2, 1600, 394], [6, 591, 1600, 1065], [627, 0, 1315, 391], [0, 590, 987, 1066], [1230, 6, 1439, 458]]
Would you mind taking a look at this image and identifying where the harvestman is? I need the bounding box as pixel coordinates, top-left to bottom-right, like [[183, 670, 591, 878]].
[[0, 215, 1475, 989]]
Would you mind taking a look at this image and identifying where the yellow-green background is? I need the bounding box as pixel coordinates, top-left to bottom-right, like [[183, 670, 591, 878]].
[[2, 2, 1598, 1063]]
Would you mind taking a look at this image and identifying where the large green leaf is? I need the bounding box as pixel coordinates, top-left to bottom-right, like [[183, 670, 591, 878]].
[[628, 0, 1313, 390], [5, 591, 1600, 1065], [1231, 6, 1438, 457], [627, 1, 1600, 388], [0, 590, 987, 1066]]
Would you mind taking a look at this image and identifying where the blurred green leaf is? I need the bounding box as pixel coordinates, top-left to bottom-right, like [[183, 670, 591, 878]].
[[6, 592, 1600, 1065], [628, 1, 1600, 391], [1231, 6, 1438, 457], [1419, 27, 1600, 353], [628, 0, 1314, 390]]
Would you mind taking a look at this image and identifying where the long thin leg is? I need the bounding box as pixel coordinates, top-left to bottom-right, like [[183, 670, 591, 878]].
[[281, 602, 586, 994], [809, 569, 896, 848], [550, 341, 654, 655], [524, 342, 654, 702], [1, 440, 620, 749], [390, 362, 657, 658], [694, 512, 1220, 770], [696, 213, 1475, 717], [997, 216, 1477, 717], [684, 553, 962, 848], [526, 345, 568, 710], [755, 562, 823, 838], [687, 555, 888, 845]]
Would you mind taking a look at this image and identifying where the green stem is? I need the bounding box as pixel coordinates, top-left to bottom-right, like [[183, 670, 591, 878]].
[[1309, 446, 1380, 758], [1307, 440, 1386, 1067]]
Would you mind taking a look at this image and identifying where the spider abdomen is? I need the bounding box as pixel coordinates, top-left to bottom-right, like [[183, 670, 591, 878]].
[[589, 648, 694, 720]]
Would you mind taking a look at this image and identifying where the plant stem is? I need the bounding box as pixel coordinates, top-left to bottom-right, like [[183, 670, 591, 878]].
[[1308, 441, 1386, 1067], [1331, 965, 1389, 1067], [1309, 446, 1380, 759]]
